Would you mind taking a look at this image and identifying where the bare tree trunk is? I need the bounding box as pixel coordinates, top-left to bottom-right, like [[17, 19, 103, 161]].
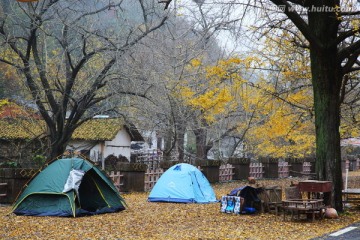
[[163, 127, 174, 161], [193, 118, 210, 160], [176, 122, 186, 162]]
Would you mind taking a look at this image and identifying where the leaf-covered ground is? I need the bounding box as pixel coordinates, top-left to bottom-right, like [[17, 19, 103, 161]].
[[1, 177, 360, 240]]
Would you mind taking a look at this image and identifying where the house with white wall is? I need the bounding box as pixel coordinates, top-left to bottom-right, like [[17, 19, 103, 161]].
[[67, 118, 143, 166]]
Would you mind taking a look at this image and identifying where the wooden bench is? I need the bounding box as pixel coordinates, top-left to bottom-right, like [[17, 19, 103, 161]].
[[342, 189, 360, 204], [282, 199, 324, 221], [0, 182, 8, 197]]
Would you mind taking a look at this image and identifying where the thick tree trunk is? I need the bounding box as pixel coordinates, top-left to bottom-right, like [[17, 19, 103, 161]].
[[308, 4, 343, 211], [193, 118, 211, 160], [311, 56, 343, 210], [47, 127, 73, 161], [194, 127, 207, 160], [48, 141, 67, 161]]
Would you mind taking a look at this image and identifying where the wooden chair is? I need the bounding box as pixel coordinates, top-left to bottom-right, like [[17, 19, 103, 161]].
[[285, 186, 302, 200], [258, 185, 282, 215]]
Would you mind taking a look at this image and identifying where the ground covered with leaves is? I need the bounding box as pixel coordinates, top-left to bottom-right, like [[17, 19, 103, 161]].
[[1, 177, 360, 240]]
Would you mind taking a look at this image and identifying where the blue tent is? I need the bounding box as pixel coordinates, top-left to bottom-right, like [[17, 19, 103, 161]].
[[148, 163, 217, 203]]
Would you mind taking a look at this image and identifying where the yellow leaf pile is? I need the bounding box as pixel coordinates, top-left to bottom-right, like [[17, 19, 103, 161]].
[[1, 177, 360, 240]]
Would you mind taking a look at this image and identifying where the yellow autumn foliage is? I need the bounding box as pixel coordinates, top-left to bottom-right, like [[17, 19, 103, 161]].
[[340, 112, 360, 139], [178, 57, 249, 124], [240, 29, 316, 158], [178, 53, 315, 158], [248, 104, 315, 158], [339, 73, 360, 139], [190, 58, 202, 67], [0, 99, 9, 108]]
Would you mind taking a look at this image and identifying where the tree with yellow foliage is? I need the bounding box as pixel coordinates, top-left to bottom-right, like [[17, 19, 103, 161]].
[[245, 82, 315, 158], [178, 53, 316, 160], [339, 73, 360, 140], [243, 30, 316, 159], [177, 59, 227, 159]]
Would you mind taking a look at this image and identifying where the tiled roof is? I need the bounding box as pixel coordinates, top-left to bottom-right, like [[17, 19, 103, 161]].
[[0, 119, 45, 140], [72, 118, 123, 141], [0, 118, 143, 141]]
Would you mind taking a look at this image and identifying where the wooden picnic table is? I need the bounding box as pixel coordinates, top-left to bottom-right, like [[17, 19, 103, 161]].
[[297, 180, 332, 209], [298, 180, 332, 199], [282, 199, 324, 221]]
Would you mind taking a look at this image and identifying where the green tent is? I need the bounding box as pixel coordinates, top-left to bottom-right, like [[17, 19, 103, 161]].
[[12, 157, 126, 217]]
